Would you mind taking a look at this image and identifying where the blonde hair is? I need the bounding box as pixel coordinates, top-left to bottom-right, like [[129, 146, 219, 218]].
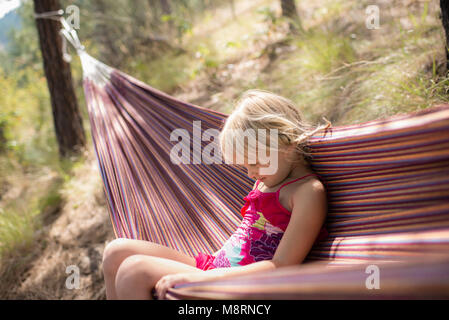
[[219, 89, 332, 167]]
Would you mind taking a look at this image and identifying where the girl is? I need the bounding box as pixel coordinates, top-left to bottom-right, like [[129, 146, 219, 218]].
[[102, 89, 331, 300]]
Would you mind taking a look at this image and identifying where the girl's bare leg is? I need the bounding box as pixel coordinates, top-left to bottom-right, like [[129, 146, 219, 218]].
[[114, 254, 202, 300], [102, 238, 197, 299]]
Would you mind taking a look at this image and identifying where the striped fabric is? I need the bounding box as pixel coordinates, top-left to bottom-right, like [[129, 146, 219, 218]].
[[168, 256, 449, 299], [80, 52, 449, 299], [306, 105, 449, 264], [81, 52, 251, 256]]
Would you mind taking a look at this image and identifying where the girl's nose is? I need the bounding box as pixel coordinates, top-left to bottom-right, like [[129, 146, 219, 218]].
[[247, 168, 258, 180]]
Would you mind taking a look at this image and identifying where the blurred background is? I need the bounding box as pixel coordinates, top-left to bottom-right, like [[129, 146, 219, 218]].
[[0, 0, 448, 299]]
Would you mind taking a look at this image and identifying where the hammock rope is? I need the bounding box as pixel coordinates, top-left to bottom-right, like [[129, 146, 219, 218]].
[[38, 15, 449, 299]]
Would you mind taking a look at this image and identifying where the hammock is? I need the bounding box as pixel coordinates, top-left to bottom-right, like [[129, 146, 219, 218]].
[[79, 51, 449, 299]]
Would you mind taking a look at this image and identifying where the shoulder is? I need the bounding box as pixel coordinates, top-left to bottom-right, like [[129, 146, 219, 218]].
[[280, 176, 326, 213], [290, 177, 327, 207], [296, 177, 326, 193]]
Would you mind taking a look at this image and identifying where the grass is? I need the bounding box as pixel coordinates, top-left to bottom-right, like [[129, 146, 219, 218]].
[[0, 174, 63, 258], [234, 0, 449, 126], [0, 149, 85, 261], [0, 207, 36, 256], [125, 0, 448, 127], [111, 0, 277, 94]]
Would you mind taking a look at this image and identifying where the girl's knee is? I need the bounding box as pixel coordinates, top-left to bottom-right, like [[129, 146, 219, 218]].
[[115, 255, 156, 291], [102, 238, 134, 275]]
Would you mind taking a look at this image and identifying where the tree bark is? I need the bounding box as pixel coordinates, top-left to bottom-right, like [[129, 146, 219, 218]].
[[34, 0, 86, 158], [0, 123, 6, 154], [229, 0, 236, 20], [159, 0, 172, 15], [280, 0, 302, 33], [441, 0, 449, 70]]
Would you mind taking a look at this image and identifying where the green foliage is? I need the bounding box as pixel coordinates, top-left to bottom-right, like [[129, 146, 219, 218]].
[[161, 14, 193, 44], [0, 177, 63, 258], [255, 6, 284, 39], [4, 0, 41, 72], [0, 206, 37, 257], [0, 67, 59, 169], [190, 42, 220, 78], [240, 1, 448, 126], [0, 9, 21, 47], [294, 30, 356, 74], [257, 6, 278, 25]]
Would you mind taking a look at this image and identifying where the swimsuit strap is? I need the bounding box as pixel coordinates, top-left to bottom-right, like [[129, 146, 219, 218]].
[[275, 173, 318, 195]]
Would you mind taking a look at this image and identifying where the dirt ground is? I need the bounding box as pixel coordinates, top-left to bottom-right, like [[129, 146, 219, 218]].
[[0, 151, 113, 299]]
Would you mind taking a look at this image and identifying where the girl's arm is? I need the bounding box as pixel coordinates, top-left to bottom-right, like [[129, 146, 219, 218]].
[[203, 178, 327, 280], [270, 178, 327, 267], [202, 260, 276, 280]]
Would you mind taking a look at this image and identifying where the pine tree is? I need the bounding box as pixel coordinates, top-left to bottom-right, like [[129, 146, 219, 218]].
[[441, 0, 449, 70], [33, 0, 86, 158]]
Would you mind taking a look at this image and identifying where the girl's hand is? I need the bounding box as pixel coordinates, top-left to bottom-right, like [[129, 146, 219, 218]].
[[154, 272, 207, 300]]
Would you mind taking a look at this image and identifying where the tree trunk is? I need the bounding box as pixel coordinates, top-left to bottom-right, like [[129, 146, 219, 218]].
[[441, 0, 449, 70], [159, 0, 172, 15], [229, 0, 236, 20], [0, 122, 6, 154], [33, 0, 86, 159], [280, 0, 302, 33]]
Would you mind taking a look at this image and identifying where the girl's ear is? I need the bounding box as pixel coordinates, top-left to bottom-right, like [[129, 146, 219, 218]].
[[286, 143, 307, 165], [286, 143, 298, 155], [282, 144, 297, 161]]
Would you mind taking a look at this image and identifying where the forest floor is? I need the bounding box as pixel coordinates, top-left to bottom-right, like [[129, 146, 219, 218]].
[[0, 150, 111, 299], [0, 0, 447, 299]]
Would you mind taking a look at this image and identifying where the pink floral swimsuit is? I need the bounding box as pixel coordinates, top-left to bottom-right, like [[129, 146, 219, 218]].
[[194, 173, 328, 270]]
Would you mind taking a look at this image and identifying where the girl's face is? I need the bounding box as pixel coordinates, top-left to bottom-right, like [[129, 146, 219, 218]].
[[242, 144, 296, 187]]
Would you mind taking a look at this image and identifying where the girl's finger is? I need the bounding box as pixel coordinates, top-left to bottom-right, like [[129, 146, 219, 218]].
[[154, 281, 160, 296], [155, 281, 163, 299], [160, 285, 167, 300], [162, 279, 175, 300], [150, 287, 158, 299]]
